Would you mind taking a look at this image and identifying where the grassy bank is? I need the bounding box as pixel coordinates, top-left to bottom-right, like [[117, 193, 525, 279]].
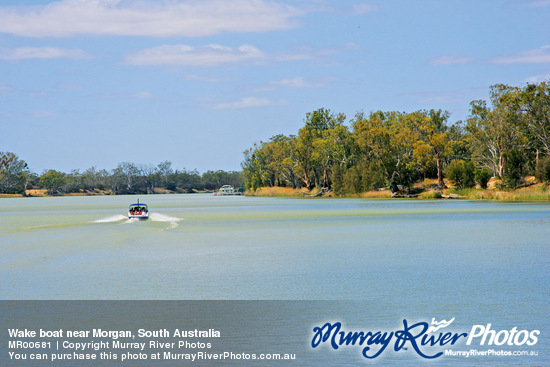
[[445, 185, 550, 201], [3, 182, 548, 202], [246, 181, 550, 202], [251, 187, 313, 197], [246, 186, 391, 198]]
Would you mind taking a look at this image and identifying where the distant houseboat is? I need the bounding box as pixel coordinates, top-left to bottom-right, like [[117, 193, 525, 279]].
[[128, 199, 149, 220], [213, 185, 243, 196]]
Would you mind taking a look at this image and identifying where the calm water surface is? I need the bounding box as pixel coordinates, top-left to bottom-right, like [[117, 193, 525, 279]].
[[1, 194, 548, 365]]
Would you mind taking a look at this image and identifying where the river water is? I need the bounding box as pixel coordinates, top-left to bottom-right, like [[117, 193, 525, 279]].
[[1, 194, 548, 365]]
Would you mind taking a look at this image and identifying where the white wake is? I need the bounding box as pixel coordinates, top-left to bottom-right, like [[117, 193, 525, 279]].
[[93, 213, 182, 228], [149, 213, 183, 228], [93, 215, 127, 223]]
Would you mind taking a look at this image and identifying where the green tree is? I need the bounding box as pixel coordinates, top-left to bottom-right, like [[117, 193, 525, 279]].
[[242, 146, 263, 191], [503, 149, 526, 189], [0, 152, 30, 194], [353, 111, 419, 193], [500, 81, 550, 157], [467, 90, 524, 177], [535, 156, 550, 183], [412, 109, 450, 187], [474, 168, 491, 189], [40, 170, 66, 194], [444, 160, 475, 189], [174, 168, 202, 191], [80, 166, 108, 191], [295, 108, 346, 190]]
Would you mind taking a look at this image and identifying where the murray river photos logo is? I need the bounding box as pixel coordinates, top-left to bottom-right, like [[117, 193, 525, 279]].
[[311, 318, 540, 359]]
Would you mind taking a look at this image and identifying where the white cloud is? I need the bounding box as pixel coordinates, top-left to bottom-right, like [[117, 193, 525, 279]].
[[133, 91, 154, 99], [404, 87, 486, 106], [275, 42, 358, 62], [0, 83, 18, 95], [429, 46, 550, 66], [428, 55, 473, 65], [99, 91, 154, 99], [55, 83, 84, 90], [125, 44, 265, 66], [271, 76, 310, 88], [31, 110, 57, 118], [352, 3, 378, 15], [0, 0, 300, 38], [270, 76, 332, 88], [184, 74, 234, 83], [491, 45, 550, 64], [523, 73, 550, 84], [0, 47, 90, 61], [213, 96, 285, 109], [125, 41, 357, 67], [523, 0, 550, 7]]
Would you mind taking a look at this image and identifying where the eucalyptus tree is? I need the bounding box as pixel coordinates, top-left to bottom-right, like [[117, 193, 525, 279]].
[[241, 145, 263, 191], [412, 109, 450, 187], [261, 134, 299, 188], [295, 108, 346, 190], [39, 170, 66, 194], [520, 81, 550, 157], [353, 111, 418, 193], [495, 82, 550, 161], [0, 151, 30, 194], [466, 89, 526, 177], [156, 160, 174, 190]]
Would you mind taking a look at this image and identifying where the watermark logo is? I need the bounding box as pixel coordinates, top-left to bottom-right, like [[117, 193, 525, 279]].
[[466, 324, 539, 346], [310, 319, 540, 360], [427, 318, 455, 333]]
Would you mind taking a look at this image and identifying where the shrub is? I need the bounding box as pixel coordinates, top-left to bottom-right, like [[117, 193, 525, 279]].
[[474, 168, 491, 189], [462, 161, 476, 188], [503, 149, 526, 189], [419, 190, 442, 199], [444, 160, 476, 188], [334, 160, 386, 196], [536, 156, 550, 183]]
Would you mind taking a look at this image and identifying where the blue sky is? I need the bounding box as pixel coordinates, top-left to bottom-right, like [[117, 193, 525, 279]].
[[0, 0, 549, 174]]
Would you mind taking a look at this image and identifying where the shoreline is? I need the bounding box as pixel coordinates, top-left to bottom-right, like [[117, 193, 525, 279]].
[[2, 183, 549, 202], [0, 188, 214, 199], [245, 183, 550, 202]]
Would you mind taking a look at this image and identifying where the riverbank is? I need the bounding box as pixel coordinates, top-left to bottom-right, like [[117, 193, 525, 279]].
[[246, 179, 550, 202], [0, 187, 215, 198], [0, 189, 112, 198], [2, 179, 549, 202]]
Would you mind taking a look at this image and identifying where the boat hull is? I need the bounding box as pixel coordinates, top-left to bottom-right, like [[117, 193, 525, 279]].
[[128, 214, 149, 221]]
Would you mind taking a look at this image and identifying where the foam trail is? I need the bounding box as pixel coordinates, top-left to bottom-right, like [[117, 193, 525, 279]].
[[93, 215, 127, 223], [149, 213, 183, 229]]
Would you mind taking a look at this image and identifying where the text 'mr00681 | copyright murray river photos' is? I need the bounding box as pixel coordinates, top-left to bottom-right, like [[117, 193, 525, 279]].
[[6, 328, 296, 363]]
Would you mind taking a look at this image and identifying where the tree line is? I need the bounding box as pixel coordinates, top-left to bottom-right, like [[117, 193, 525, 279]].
[[241, 81, 550, 194], [0, 157, 243, 195]]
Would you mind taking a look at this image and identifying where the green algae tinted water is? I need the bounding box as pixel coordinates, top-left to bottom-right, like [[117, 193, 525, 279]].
[[1, 195, 548, 365], [1, 194, 549, 300]]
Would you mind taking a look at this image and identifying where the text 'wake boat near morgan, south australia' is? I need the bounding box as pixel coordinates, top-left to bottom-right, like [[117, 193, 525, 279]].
[[128, 199, 149, 220]]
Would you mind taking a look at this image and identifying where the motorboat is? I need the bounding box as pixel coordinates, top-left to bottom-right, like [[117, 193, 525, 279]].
[[213, 185, 243, 195], [128, 199, 149, 220]]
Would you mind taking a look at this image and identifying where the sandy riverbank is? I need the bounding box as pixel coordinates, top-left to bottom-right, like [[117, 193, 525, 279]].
[[246, 178, 550, 202]]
